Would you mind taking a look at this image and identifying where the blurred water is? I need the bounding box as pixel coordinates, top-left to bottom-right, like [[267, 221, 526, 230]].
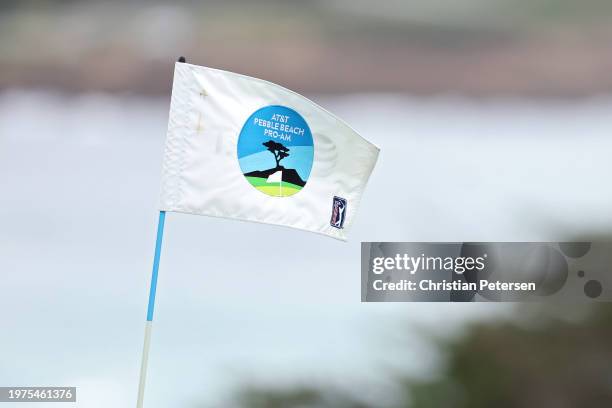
[[1, 91, 611, 407]]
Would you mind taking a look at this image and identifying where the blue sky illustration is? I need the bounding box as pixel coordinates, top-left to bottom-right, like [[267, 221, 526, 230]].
[[237, 105, 314, 180]]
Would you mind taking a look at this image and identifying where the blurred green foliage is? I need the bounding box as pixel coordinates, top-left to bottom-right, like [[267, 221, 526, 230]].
[[408, 305, 612, 408], [220, 305, 612, 408]]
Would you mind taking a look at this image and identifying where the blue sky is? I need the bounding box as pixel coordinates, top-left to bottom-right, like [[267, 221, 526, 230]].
[[237, 105, 314, 159]]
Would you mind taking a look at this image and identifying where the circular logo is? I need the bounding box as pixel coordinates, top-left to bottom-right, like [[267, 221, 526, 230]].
[[237, 105, 314, 197]]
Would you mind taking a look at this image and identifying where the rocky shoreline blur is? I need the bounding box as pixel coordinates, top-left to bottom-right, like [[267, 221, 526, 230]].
[[2, 1, 612, 97]]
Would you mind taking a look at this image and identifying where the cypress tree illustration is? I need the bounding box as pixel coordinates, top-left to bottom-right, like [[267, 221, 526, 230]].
[[262, 140, 290, 168]]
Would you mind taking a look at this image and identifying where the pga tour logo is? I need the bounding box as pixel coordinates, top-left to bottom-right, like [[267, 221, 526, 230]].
[[330, 196, 347, 229]]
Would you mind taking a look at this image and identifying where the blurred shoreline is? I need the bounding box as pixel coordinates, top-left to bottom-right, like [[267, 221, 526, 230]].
[[2, 1, 612, 97]]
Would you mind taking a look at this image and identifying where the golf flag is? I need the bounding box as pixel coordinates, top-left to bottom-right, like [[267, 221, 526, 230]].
[[159, 62, 379, 240]]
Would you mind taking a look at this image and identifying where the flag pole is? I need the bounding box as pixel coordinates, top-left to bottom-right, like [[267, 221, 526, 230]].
[[136, 210, 166, 408], [136, 55, 185, 408]]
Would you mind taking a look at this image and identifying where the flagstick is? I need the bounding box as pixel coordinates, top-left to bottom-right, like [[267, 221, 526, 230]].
[[136, 56, 185, 408], [136, 210, 166, 407]]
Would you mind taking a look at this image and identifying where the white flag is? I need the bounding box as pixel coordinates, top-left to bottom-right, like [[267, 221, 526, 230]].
[[159, 62, 379, 240]]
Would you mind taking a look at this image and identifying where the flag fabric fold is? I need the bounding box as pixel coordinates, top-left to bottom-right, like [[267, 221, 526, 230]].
[[159, 62, 379, 240]]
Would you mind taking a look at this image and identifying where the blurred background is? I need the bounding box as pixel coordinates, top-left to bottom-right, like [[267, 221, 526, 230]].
[[1, 1, 612, 407]]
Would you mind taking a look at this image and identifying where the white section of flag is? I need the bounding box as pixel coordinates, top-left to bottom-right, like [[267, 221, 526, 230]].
[[159, 62, 379, 240]]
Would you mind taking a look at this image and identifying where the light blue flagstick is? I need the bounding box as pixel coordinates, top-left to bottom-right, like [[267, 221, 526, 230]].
[[137, 210, 166, 408], [136, 56, 185, 408]]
